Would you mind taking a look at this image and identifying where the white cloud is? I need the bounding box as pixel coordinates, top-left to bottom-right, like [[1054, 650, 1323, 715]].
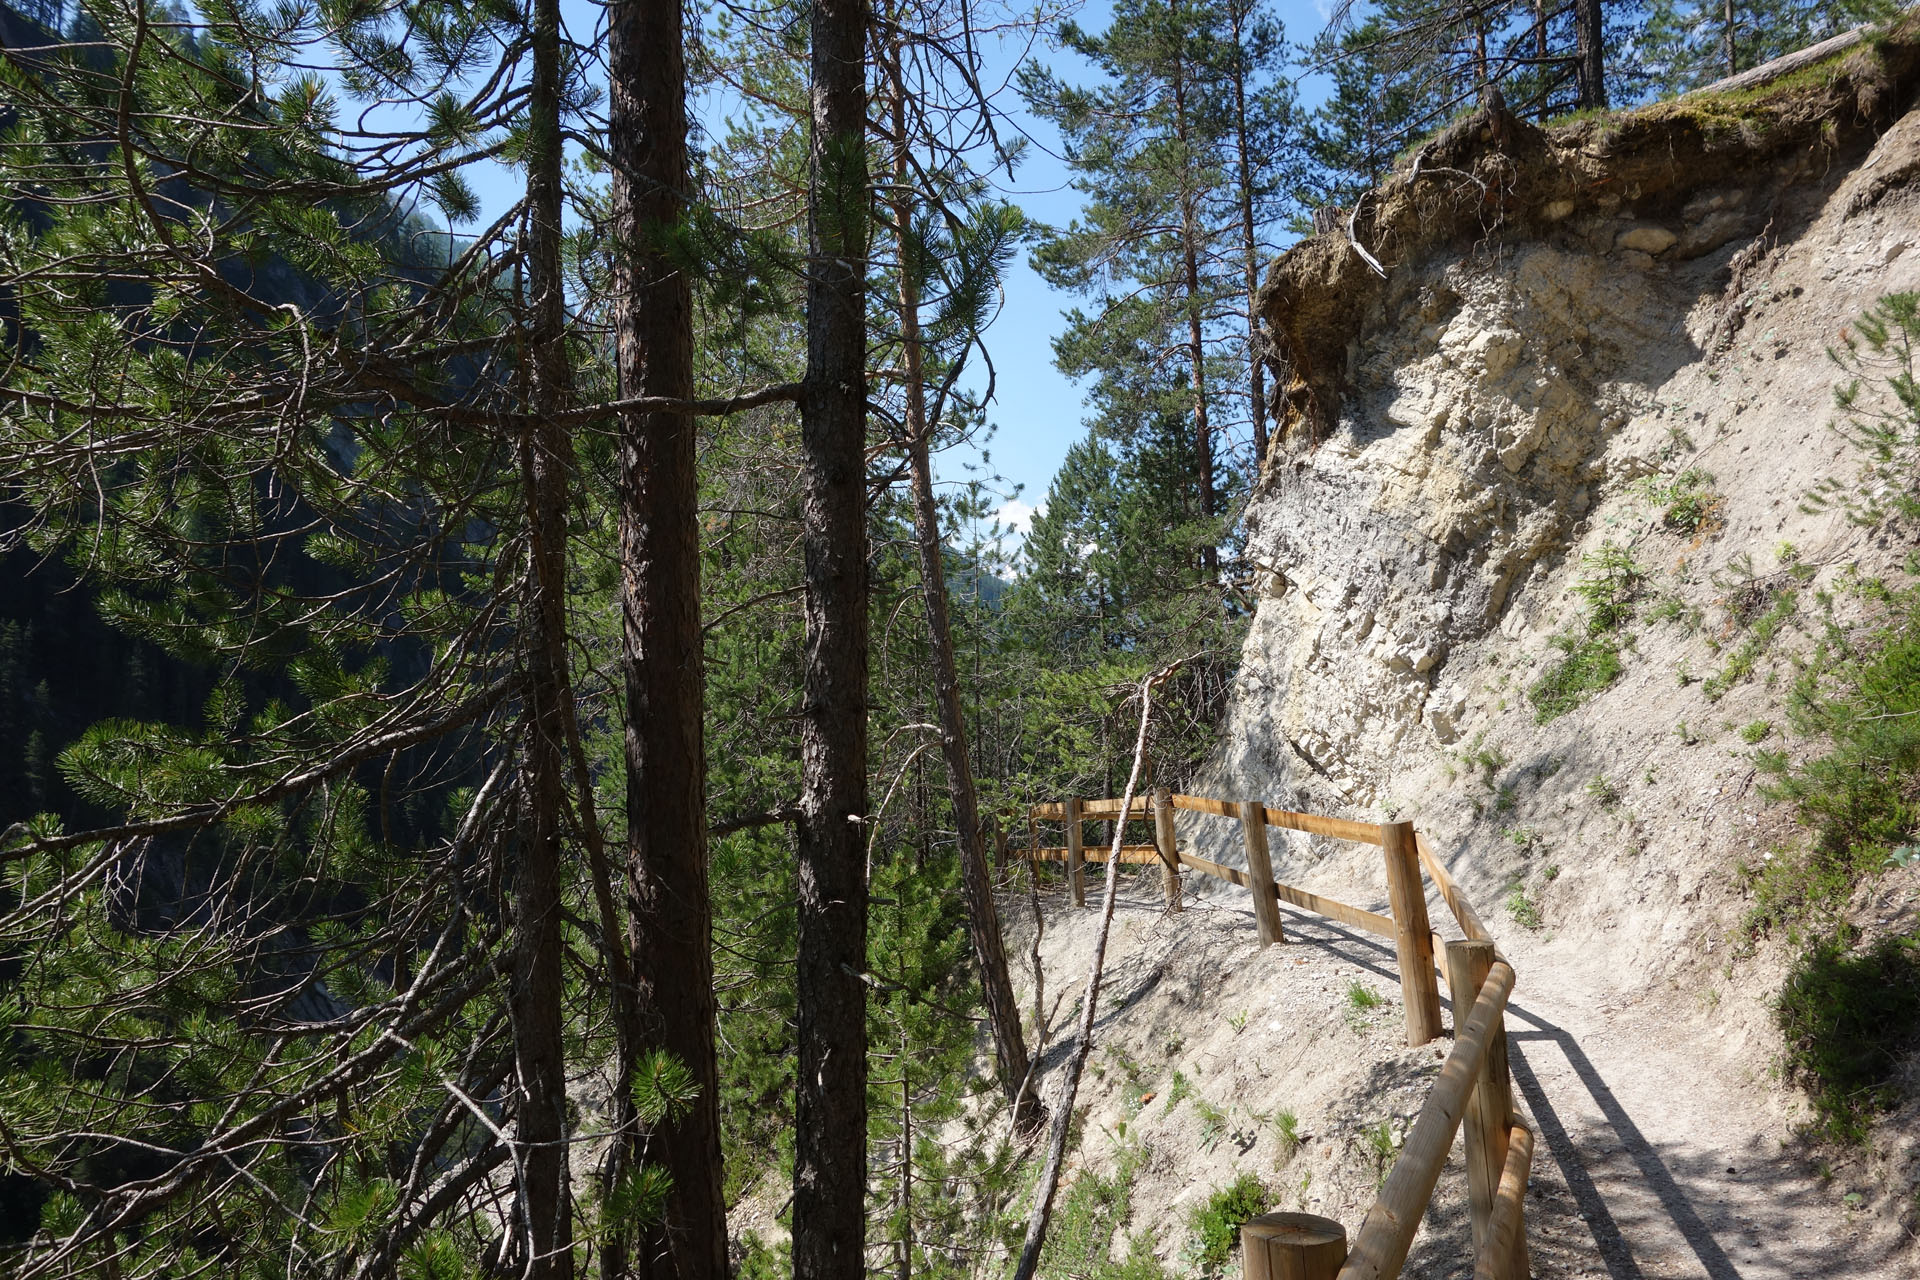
[[996, 498, 1043, 535]]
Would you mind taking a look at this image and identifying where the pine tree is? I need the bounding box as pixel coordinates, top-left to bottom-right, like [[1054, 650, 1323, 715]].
[[1636, 0, 1874, 94], [0, 1, 680, 1269], [794, 0, 873, 1272], [1024, 0, 1231, 576]]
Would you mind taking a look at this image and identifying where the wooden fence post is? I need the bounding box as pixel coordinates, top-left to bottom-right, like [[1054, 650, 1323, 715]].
[[1445, 939, 1513, 1259], [1474, 1124, 1534, 1280], [1241, 1212, 1346, 1280], [1380, 821, 1442, 1046], [1064, 796, 1087, 907], [1238, 801, 1284, 946], [1152, 786, 1182, 911]]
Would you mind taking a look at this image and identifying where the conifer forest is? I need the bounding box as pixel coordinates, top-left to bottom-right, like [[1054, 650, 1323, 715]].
[[0, 0, 1902, 1277]]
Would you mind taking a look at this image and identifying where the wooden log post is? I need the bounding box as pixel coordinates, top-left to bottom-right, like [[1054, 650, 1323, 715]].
[[1343, 960, 1516, 1280], [1474, 1124, 1535, 1280], [1064, 796, 1087, 908], [992, 814, 1008, 872], [1238, 801, 1284, 946], [1380, 820, 1442, 1046], [1241, 1212, 1346, 1280], [1152, 785, 1182, 912], [1445, 939, 1514, 1258]]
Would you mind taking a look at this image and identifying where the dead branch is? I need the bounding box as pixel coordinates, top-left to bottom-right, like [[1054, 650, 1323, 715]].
[[1010, 656, 1187, 1280]]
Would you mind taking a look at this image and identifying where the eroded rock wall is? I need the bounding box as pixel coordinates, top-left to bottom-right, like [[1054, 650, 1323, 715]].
[[1207, 36, 1920, 833]]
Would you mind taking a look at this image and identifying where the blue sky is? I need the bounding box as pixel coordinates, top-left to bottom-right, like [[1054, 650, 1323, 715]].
[[940, 0, 1337, 554], [458, 0, 1339, 557]]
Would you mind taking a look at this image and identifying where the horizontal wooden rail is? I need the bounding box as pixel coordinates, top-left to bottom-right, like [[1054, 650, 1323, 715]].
[[1265, 805, 1384, 845], [1033, 796, 1383, 845], [1029, 845, 1161, 864], [1020, 789, 1527, 1272], [1083, 796, 1154, 818], [1339, 960, 1516, 1280], [1031, 797, 1155, 820], [1416, 831, 1491, 943], [1164, 794, 1385, 844], [1169, 793, 1238, 817], [1177, 849, 1401, 940], [1475, 1124, 1534, 1280]]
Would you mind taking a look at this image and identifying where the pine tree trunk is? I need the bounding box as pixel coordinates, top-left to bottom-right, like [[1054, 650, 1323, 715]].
[[1574, 0, 1608, 109], [1723, 0, 1737, 75], [513, 0, 575, 1270], [1228, 4, 1267, 473], [902, 432, 1039, 1124], [796, 0, 871, 1272], [884, 45, 1040, 1136], [1170, 42, 1216, 579], [1534, 0, 1550, 118], [898, 1024, 913, 1280], [609, 0, 729, 1273]]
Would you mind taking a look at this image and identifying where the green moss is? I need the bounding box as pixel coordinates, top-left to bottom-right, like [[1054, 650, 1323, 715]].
[[1682, 46, 1865, 113]]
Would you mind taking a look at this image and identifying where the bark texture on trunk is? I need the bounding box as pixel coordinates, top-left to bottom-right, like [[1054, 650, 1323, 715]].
[[1575, 0, 1608, 109], [1227, 5, 1267, 476], [1170, 45, 1216, 578], [902, 434, 1038, 1127], [796, 0, 870, 1274], [609, 0, 729, 1273], [513, 0, 574, 1271]]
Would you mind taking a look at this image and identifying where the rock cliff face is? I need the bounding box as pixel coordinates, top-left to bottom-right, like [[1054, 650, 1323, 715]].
[[1166, 30, 1920, 1270], [1213, 29, 1920, 824]]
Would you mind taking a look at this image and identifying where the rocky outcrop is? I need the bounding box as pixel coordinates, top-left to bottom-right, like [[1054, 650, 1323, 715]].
[[1218, 25, 1920, 816], [1175, 33, 1920, 1273], [1259, 21, 1920, 453]]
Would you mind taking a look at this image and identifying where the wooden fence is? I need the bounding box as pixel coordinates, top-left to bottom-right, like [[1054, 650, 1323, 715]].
[[1011, 790, 1530, 1280]]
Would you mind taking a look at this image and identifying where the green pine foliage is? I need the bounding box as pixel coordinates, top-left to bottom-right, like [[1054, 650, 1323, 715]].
[[2, 0, 1905, 1268], [1636, 0, 1884, 96], [1776, 928, 1920, 1144]]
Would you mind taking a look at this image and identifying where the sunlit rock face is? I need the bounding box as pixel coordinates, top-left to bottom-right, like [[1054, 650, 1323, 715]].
[[1195, 73, 1920, 844]]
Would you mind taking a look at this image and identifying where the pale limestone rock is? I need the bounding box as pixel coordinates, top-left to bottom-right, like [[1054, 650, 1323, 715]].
[[1617, 225, 1678, 254], [1678, 209, 1748, 259]]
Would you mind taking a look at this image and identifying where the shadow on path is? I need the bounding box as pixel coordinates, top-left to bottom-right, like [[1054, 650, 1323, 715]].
[[1255, 907, 1752, 1279]]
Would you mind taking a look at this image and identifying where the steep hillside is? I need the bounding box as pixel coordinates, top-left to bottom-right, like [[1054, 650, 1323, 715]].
[[1010, 29, 1920, 1280]]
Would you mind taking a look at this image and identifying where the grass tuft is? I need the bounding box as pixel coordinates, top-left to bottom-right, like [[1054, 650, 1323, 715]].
[[1506, 882, 1543, 931], [1187, 1174, 1270, 1274]]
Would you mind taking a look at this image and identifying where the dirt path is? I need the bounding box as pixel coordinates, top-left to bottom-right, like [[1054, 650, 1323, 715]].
[[1003, 863, 1913, 1279], [1483, 930, 1911, 1280]]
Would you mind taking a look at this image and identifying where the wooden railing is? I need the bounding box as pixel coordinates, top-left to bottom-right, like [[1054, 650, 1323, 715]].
[[1013, 790, 1531, 1280]]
